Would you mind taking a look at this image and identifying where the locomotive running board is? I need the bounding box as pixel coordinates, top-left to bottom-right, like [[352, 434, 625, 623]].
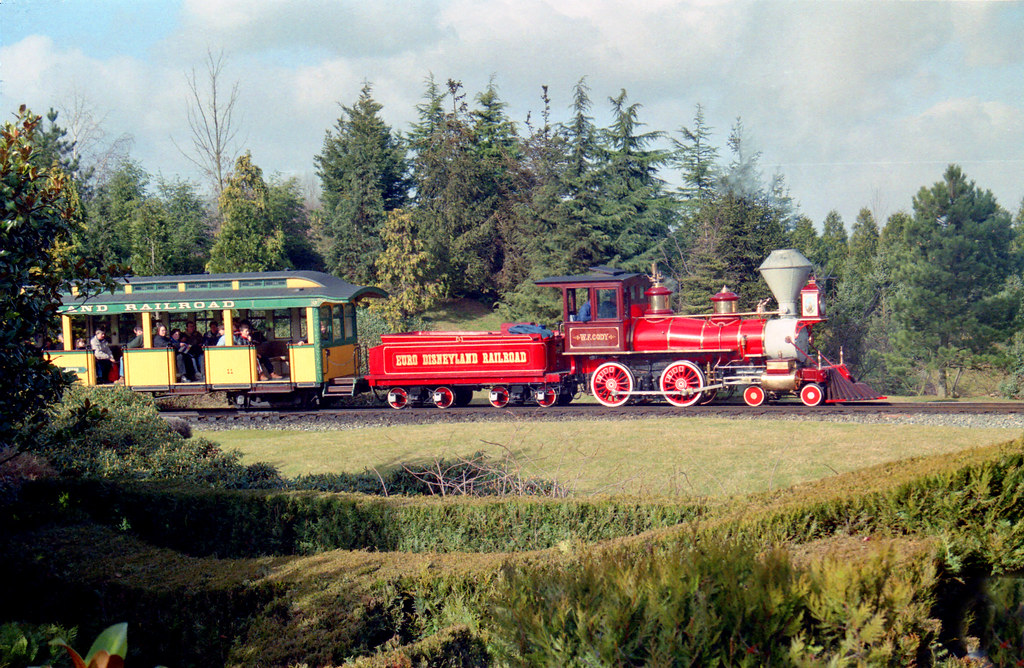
[[623, 382, 726, 398]]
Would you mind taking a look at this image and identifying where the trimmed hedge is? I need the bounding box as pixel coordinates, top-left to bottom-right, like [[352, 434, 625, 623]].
[[15, 479, 707, 556]]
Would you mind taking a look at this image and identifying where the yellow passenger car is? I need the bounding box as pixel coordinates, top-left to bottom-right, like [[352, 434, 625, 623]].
[[47, 271, 386, 406]]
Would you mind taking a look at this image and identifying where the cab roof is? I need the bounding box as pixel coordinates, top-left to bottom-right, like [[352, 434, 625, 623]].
[[535, 266, 646, 286]]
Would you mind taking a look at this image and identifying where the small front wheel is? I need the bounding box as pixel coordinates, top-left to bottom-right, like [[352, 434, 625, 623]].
[[743, 385, 767, 407], [536, 387, 558, 407], [489, 386, 510, 408], [800, 382, 825, 407]]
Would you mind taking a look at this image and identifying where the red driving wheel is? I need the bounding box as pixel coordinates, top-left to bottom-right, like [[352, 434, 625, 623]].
[[590, 362, 633, 407], [660, 361, 705, 408]]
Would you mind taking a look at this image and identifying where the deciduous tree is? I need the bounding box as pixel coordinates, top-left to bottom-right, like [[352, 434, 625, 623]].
[[0, 107, 121, 452]]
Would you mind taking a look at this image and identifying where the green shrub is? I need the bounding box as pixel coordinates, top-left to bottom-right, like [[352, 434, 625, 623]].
[[488, 538, 938, 667], [36, 386, 285, 489]]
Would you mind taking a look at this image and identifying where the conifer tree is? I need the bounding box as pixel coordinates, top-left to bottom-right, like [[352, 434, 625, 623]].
[[79, 161, 148, 265], [207, 152, 288, 272], [596, 90, 674, 270], [672, 103, 719, 210], [889, 165, 1016, 396], [156, 177, 212, 274], [410, 79, 515, 297], [370, 209, 445, 330], [315, 84, 408, 283]]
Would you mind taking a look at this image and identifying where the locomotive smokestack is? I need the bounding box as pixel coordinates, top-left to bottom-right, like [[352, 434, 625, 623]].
[[758, 249, 813, 317]]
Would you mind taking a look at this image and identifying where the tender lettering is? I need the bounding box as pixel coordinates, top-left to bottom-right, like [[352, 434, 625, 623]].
[[482, 351, 528, 364]]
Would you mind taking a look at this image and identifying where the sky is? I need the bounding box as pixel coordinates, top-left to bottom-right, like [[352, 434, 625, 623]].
[[2, 0, 1023, 229]]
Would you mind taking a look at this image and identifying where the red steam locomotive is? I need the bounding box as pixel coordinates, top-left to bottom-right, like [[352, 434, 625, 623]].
[[365, 249, 883, 409]]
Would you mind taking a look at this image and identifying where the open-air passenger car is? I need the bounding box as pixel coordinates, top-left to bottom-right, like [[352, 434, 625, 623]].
[[47, 271, 386, 406]]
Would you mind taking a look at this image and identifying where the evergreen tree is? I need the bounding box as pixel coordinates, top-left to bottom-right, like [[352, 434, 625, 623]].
[[672, 103, 719, 209], [156, 177, 212, 274], [818, 210, 849, 282], [268, 175, 322, 270], [787, 215, 819, 261], [410, 79, 515, 297], [315, 84, 408, 283], [499, 85, 572, 322], [370, 209, 445, 330], [79, 161, 148, 266], [821, 209, 881, 372], [207, 152, 288, 272], [547, 78, 611, 275], [596, 89, 674, 270], [128, 199, 173, 276], [890, 165, 1016, 396]]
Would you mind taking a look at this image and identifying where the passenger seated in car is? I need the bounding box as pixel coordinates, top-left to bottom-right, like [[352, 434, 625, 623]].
[[170, 328, 199, 382], [239, 322, 281, 381], [183, 320, 205, 380], [90, 328, 114, 385]]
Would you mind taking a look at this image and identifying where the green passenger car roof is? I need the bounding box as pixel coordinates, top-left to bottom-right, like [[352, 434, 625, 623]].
[[58, 271, 387, 315]]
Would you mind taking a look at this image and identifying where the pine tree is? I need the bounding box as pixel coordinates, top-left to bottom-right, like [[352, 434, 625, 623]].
[[672, 103, 719, 209], [410, 79, 515, 297], [787, 215, 819, 261], [268, 175, 322, 270], [128, 199, 173, 276], [156, 177, 212, 274], [818, 210, 848, 282], [596, 89, 674, 271], [207, 152, 288, 272], [890, 165, 1016, 396], [315, 84, 408, 283], [79, 161, 148, 266]]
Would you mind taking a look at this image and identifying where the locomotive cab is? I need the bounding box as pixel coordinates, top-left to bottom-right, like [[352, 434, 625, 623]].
[[536, 267, 650, 355]]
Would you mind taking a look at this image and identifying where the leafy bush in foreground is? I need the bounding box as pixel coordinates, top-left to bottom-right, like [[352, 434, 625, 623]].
[[36, 386, 283, 489]]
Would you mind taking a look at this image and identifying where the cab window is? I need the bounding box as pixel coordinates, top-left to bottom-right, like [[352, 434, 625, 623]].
[[595, 288, 619, 319], [568, 288, 591, 322]]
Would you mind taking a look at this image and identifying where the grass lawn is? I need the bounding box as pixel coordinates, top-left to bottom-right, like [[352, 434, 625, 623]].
[[201, 418, 1022, 498]]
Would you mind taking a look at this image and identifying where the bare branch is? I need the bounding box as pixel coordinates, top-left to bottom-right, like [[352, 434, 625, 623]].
[[172, 48, 243, 202]]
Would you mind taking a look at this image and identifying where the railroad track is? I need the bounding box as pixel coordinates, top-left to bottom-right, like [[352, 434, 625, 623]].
[[162, 401, 1023, 429]]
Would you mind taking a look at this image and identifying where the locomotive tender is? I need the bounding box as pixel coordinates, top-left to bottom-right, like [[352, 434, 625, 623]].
[[366, 249, 883, 408]]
